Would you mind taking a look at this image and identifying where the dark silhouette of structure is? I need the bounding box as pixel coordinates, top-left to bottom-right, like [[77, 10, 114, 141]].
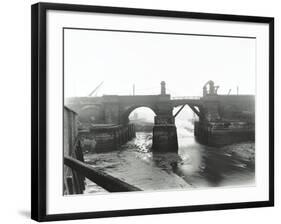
[[66, 81, 255, 152]]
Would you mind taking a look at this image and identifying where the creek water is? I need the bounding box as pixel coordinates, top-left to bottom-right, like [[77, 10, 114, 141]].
[[84, 127, 255, 194]]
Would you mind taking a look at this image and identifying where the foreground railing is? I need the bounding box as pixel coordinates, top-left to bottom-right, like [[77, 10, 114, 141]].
[[64, 156, 141, 192]]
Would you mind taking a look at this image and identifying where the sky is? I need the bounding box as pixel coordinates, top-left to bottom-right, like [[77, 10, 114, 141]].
[[64, 29, 256, 98]]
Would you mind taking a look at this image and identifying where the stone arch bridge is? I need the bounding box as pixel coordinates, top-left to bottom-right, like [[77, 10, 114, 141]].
[[66, 81, 255, 152], [66, 94, 202, 152], [67, 94, 202, 125]]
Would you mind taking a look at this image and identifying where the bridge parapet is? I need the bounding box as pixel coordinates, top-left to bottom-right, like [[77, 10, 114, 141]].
[[66, 96, 103, 105], [171, 99, 202, 107], [171, 96, 201, 100], [102, 94, 171, 103]]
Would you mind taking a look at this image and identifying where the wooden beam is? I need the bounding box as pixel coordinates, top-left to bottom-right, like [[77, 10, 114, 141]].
[[188, 105, 200, 117], [173, 105, 186, 118], [64, 156, 141, 192]]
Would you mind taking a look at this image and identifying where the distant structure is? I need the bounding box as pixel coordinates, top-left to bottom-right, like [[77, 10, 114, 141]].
[[88, 81, 104, 96], [203, 80, 219, 96], [160, 81, 166, 95], [132, 112, 138, 120]]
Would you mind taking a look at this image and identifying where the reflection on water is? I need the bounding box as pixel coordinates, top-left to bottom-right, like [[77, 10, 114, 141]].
[[175, 135, 254, 188], [84, 128, 255, 193]]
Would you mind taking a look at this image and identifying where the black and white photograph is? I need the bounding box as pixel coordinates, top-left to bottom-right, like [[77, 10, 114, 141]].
[[30, 2, 274, 221], [0, 0, 279, 223], [63, 27, 256, 194]]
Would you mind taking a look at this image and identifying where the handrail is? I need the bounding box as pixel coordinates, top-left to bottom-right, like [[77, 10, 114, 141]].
[[64, 156, 141, 192]]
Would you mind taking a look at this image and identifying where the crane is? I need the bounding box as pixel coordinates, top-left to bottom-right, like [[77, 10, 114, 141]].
[[88, 81, 104, 96]]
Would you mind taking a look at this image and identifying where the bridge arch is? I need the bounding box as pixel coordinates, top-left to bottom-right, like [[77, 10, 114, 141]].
[[121, 104, 157, 124], [78, 104, 104, 124], [172, 104, 200, 140]]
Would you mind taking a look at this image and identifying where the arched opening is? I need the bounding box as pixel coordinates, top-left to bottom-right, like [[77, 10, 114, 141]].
[[173, 105, 199, 145], [128, 106, 155, 132], [127, 107, 156, 152], [172, 105, 203, 183], [78, 105, 103, 128]]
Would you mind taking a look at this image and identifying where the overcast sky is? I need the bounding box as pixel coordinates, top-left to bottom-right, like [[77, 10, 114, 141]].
[[64, 29, 256, 98]]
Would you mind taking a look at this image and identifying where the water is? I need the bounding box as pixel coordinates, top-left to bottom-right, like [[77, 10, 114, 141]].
[[84, 128, 255, 193]]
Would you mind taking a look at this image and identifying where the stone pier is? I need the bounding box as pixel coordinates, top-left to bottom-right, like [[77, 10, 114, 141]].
[[79, 123, 135, 153], [152, 115, 178, 153]]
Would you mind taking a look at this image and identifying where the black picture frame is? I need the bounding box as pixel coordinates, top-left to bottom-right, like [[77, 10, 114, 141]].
[[31, 2, 274, 222]]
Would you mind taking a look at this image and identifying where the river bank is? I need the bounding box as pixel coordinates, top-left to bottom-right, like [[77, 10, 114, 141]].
[[83, 128, 255, 194]]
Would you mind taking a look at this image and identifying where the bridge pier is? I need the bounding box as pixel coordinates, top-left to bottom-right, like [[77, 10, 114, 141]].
[[152, 115, 178, 153]]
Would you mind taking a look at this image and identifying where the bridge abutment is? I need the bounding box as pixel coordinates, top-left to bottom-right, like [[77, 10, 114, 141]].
[[152, 115, 178, 153]]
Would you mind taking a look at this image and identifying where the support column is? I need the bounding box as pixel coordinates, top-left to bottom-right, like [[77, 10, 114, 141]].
[[152, 115, 178, 153]]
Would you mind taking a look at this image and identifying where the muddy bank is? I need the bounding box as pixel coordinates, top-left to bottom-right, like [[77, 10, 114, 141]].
[[84, 137, 191, 192], [83, 130, 255, 194]]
